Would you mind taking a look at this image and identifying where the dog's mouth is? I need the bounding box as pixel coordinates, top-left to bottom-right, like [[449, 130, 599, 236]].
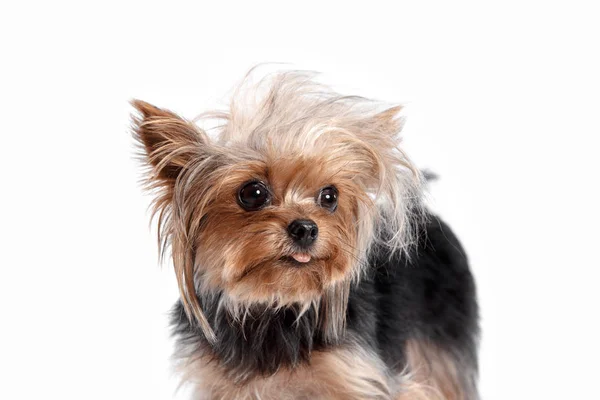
[[281, 253, 314, 266], [291, 253, 311, 263]]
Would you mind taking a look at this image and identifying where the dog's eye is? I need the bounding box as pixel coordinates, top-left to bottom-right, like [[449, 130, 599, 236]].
[[238, 181, 271, 211], [317, 186, 338, 212]]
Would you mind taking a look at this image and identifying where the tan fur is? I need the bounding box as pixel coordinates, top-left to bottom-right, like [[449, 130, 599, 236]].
[[394, 340, 477, 400], [131, 70, 424, 343], [177, 339, 477, 400], [179, 341, 391, 400]]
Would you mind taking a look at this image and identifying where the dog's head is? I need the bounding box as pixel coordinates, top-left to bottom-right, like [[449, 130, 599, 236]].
[[132, 71, 422, 341]]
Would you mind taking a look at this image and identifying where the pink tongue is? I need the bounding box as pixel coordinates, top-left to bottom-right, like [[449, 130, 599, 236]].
[[291, 253, 311, 263]]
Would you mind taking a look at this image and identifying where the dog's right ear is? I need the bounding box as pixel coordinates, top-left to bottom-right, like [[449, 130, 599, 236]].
[[131, 99, 208, 184]]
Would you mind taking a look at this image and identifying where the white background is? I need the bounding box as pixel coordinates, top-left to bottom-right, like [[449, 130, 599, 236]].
[[1, 1, 599, 399]]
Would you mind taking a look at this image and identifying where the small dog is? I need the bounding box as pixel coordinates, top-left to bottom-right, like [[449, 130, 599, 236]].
[[132, 71, 479, 399]]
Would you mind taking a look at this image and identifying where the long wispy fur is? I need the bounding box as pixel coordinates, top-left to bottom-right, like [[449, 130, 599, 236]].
[[131, 69, 478, 399], [206, 70, 424, 257], [132, 70, 424, 341]]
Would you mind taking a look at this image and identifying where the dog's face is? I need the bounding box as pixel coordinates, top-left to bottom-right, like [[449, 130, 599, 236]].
[[195, 153, 364, 306], [132, 72, 422, 339]]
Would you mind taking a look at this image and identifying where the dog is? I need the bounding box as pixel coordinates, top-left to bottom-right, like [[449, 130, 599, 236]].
[[131, 70, 479, 399]]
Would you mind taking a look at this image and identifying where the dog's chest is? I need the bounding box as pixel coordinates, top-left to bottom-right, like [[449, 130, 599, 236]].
[[184, 344, 391, 400]]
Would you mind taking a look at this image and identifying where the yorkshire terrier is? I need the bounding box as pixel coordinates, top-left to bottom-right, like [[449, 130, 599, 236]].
[[132, 71, 479, 399]]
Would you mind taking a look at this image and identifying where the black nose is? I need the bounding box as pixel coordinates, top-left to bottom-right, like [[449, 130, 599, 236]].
[[287, 219, 318, 248]]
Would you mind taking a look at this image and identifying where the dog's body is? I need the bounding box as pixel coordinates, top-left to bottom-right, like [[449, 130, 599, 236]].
[[172, 215, 478, 399], [132, 71, 479, 399]]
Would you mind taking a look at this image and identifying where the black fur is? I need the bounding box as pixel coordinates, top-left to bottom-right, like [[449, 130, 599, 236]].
[[171, 213, 478, 381], [172, 295, 328, 381]]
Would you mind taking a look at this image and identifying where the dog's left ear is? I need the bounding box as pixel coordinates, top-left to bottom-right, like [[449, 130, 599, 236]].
[[352, 104, 423, 254], [131, 99, 209, 184]]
